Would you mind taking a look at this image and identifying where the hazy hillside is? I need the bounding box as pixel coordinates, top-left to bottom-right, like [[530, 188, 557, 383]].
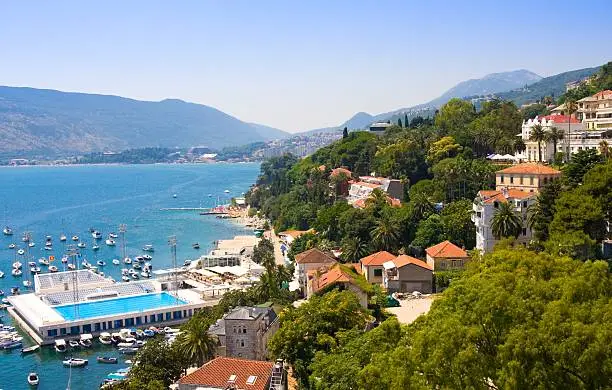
[[0, 86, 288, 155]]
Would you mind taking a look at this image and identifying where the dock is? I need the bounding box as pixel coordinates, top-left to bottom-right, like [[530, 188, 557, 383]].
[[160, 207, 211, 211]]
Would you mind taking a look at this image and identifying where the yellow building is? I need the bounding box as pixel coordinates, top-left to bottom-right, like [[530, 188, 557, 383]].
[[495, 163, 561, 193], [577, 90, 612, 131]]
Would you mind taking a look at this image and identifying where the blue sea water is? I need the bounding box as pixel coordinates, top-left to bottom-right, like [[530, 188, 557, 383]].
[[0, 163, 259, 390]]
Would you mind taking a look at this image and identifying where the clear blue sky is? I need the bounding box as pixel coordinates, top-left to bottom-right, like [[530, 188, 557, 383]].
[[1, 0, 610, 132]]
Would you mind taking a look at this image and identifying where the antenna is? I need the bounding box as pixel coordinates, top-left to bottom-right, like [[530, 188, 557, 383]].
[[168, 235, 178, 304]]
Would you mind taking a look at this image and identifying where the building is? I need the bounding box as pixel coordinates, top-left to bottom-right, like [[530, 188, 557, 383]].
[[382, 255, 433, 293], [359, 251, 396, 284], [277, 230, 310, 246], [369, 122, 392, 135], [209, 306, 279, 361], [518, 115, 582, 162], [358, 176, 404, 200], [425, 241, 470, 271], [293, 248, 336, 292], [347, 176, 404, 207], [7, 270, 216, 345], [306, 264, 369, 308], [330, 167, 352, 197], [177, 357, 285, 390], [577, 90, 612, 131], [495, 163, 561, 193], [472, 188, 535, 253]]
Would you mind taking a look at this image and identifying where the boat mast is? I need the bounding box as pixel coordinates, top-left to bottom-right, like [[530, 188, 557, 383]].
[[168, 235, 178, 305], [67, 245, 80, 320], [24, 231, 32, 289], [119, 224, 127, 260]]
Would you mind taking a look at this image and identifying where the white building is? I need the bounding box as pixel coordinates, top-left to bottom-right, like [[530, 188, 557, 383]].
[[518, 115, 583, 162], [369, 122, 392, 135], [347, 176, 404, 207], [472, 188, 535, 253], [577, 90, 612, 131]]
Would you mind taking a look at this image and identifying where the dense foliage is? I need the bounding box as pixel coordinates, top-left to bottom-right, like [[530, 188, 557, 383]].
[[77, 147, 183, 164]]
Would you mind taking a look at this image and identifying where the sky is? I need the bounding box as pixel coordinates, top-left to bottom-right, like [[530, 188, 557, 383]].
[[0, 1, 611, 132]]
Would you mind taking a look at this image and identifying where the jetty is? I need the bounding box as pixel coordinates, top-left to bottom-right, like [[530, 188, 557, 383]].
[[160, 207, 210, 211]]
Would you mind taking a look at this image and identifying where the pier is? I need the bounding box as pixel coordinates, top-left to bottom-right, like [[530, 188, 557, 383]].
[[159, 207, 211, 211]]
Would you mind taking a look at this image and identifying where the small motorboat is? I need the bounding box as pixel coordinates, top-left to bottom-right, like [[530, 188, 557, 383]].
[[17, 249, 25, 256], [118, 347, 139, 355], [134, 256, 145, 263], [44, 246, 53, 251], [110, 333, 123, 344], [3, 226, 13, 236], [28, 242, 35, 248], [97, 356, 118, 364], [71, 235, 79, 241], [54, 339, 67, 353], [27, 372, 40, 386], [173, 193, 177, 198], [8, 243, 16, 249], [67, 264, 76, 270], [59, 234, 67, 242], [79, 334, 93, 347], [143, 329, 155, 338], [121, 268, 129, 275], [45, 241, 52, 247], [30, 267, 41, 274], [192, 243, 200, 249], [28, 261, 36, 267], [2, 340, 22, 349], [132, 263, 141, 270], [81, 260, 90, 268], [21, 345, 40, 354], [183, 260, 192, 266], [77, 242, 86, 249], [23, 280, 31, 288], [112, 259, 120, 265], [92, 231, 102, 240], [224, 189, 230, 193], [121, 276, 130, 282], [123, 257, 132, 264], [0, 271, 4, 278], [39, 258, 49, 266], [12, 269, 22, 277], [68, 339, 80, 348], [92, 245, 100, 251], [140, 271, 151, 278], [22, 235, 28, 242], [109, 232, 118, 239], [130, 273, 139, 279], [49, 266, 58, 273], [10, 287, 19, 295], [61, 256, 68, 263], [45, 235, 52, 241], [63, 358, 88, 367], [105, 239, 116, 246], [99, 332, 112, 345], [13, 261, 22, 269], [142, 254, 152, 261], [97, 260, 106, 266], [142, 245, 154, 252]]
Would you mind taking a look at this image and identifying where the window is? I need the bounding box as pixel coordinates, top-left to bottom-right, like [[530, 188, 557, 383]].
[[530, 176, 534, 185], [48, 329, 58, 337], [243, 327, 247, 334], [500, 175, 504, 183], [247, 376, 258, 385], [233, 327, 237, 333], [520, 176, 523, 184], [70, 326, 80, 335], [510, 176, 514, 184], [374, 268, 383, 277], [493, 201, 499, 209], [523, 201, 527, 207], [228, 374, 237, 383], [522, 228, 527, 236], [60, 328, 67, 335]]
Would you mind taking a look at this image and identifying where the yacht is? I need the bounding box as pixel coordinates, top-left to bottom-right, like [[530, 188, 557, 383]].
[[28, 261, 36, 267], [224, 189, 230, 193], [108, 232, 118, 239], [92, 231, 102, 239], [62, 358, 88, 367], [112, 259, 120, 265], [121, 275, 130, 282], [82, 260, 90, 268], [8, 243, 16, 249], [105, 239, 116, 246], [44, 245, 53, 251], [77, 242, 86, 248], [3, 226, 13, 236], [30, 267, 41, 274], [99, 332, 113, 345], [27, 372, 40, 386], [49, 266, 58, 273], [142, 254, 153, 261], [133, 263, 141, 270], [22, 234, 28, 242], [0, 271, 4, 278], [134, 256, 144, 263], [21, 345, 40, 354], [17, 249, 25, 256], [121, 268, 129, 275], [12, 269, 22, 277], [142, 245, 154, 252], [183, 260, 192, 266], [45, 235, 52, 241], [54, 339, 67, 353], [68, 339, 80, 348], [192, 242, 200, 249], [61, 256, 68, 263], [71, 235, 79, 241], [141, 271, 151, 278], [12, 261, 22, 269], [59, 234, 67, 242], [130, 273, 139, 279]]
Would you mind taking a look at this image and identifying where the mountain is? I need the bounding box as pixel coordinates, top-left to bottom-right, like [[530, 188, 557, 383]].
[[0, 86, 289, 155]]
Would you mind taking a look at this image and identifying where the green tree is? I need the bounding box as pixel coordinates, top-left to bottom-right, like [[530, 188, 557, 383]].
[[580, 159, 612, 225], [426, 136, 462, 164], [527, 180, 562, 244], [435, 98, 476, 143], [340, 236, 369, 262], [268, 290, 369, 387], [549, 191, 606, 243], [412, 214, 445, 250], [440, 199, 476, 249], [599, 139, 611, 160], [371, 216, 400, 252], [404, 113, 409, 128], [529, 123, 547, 162], [174, 318, 217, 368], [126, 337, 187, 388], [342, 126, 348, 138], [546, 126, 564, 160], [397, 117, 402, 127], [491, 201, 522, 240], [563, 149, 604, 187]]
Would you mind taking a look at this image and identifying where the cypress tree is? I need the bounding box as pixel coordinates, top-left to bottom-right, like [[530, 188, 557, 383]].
[[342, 127, 348, 138]]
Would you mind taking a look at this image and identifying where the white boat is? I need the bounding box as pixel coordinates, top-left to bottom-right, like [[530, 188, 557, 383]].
[[105, 239, 116, 246], [68, 339, 80, 348], [0, 271, 4, 278], [142, 245, 154, 252], [13, 261, 22, 269], [92, 245, 100, 251], [39, 258, 49, 266], [133, 263, 141, 270], [27, 372, 39, 386], [123, 257, 132, 264], [45, 235, 52, 240], [97, 260, 106, 266], [17, 249, 25, 256], [61, 256, 68, 263], [112, 259, 120, 265], [23, 280, 31, 288], [45, 241, 52, 247], [59, 234, 67, 242], [3, 226, 13, 236], [30, 267, 40, 273], [67, 264, 76, 270], [109, 232, 118, 239], [121, 268, 129, 275], [12, 269, 22, 277], [77, 242, 86, 248], [130, 273, 139, 279], [121, 276, 130, 282], [173, 193, 177, 198], [54, 339, 67, 353], [142, 254, 153, 261], [63, 358, 88, 367], [44, 246, 53, 251], [8, 243, 16, 249], [82, 260, 90, 268], [71, 235, 79, 241], [92, 231, 102, 239], [79, 334, 93, 347], [28, 261, 36, 267], [28, 242, 35, 248], [224, 189, 230, 193], [99, 332, 113, 345], [141, 271, 151, 278], [49, 266, 58, 273], [184, 260, 192, 266], [22, 235, 28, 242]]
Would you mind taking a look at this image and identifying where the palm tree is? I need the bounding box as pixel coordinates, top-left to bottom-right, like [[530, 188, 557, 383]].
[[371, 217, 400, 251], [599, 140, 611, 160], [491, 201, 522, 240], [175, 319, 218, 368], [529, 124, 546, 162], [546, 126, 564, 162], [340, 236, 368, 262], [513, 138, 526, 155], [564, 99, 578, 162]]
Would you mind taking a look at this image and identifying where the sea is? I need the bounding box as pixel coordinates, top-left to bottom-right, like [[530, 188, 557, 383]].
[[0, 162, 260, 390]]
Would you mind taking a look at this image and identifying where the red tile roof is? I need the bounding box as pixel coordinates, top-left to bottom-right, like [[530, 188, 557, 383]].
[[294, 248, 337, 265], [496, 163, 561, 175], [311, 264, 366, 294], [178, 357, 274, 390], [392, 255, 433, 271], [425, 241, 468, 258], [540, 114, 580, 124], [478, 189, 534, 204], [593, 90, 612, 99], [361, 251, 396, 266], [278, 230, 310, 239]]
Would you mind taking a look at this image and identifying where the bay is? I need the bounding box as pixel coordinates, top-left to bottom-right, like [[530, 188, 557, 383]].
[[0, 162, 259, 390]]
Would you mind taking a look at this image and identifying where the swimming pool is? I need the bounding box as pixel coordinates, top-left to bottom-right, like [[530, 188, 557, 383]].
[[54, 292, 187, 321]]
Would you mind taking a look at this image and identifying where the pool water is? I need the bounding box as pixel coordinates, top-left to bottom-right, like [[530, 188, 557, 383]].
[[54, 292, 187, 320]]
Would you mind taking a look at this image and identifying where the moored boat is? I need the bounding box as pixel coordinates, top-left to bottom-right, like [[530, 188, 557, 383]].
[[105, 239, 116, 246], [71, 235, 79, 241], [77, 242, 86, 248], [27, 372, 39, 386], [79, 333, 93, 347], [8, 243, 16, 249], [92, 231, 102, 239], [3, 226, 13, 236], [60, 234, 67, 241], [21, 345, 40, 354], [97, 356, 118, 364], [68, 339, 80, 348], [63, 357, 88, 367], [12, 269, 22, 277], [1, 340, 22, 349], [54, 339, 67, 353], [92, 245, 100, 251], [109, 232, 118, 239], [97, 260, 106, 266], [17, 249, 25, 256], [49, 265, 58, 273], [142, 244, 154, 252], [98, 332, 112, 345], [112, 259, 120, 265], [118, 347, 139, 354]]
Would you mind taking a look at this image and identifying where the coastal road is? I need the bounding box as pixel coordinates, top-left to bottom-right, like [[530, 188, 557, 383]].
[[265, 229, 287, 266]]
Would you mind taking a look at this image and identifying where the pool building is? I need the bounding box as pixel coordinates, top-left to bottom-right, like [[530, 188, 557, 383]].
[[7, 270, 226, 345]]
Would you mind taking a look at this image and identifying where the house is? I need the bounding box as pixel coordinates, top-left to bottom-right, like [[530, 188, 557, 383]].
[[360, 251, 396, 284], [177, 356, 285, 390], [306, 264, 369, 308], [382, 255, 433, 293], [495, 163, 561, 193], [577, 90, 612, 131], [369, 122, 393, 135], [330, 167, 352, 196], [347, 176, 404, 207], [208, 306, 279, 361], [359, 176, 404, 200], [294, 248, 336, 292], [277, 230, 310, 246], [472, 188, 535, 253], [518, 115, 583, 162], [425, 241, 470, 271]]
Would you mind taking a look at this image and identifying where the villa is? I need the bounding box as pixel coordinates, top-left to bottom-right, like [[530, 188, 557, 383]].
[[495, 163, 561, 194], [382, 255, 433, 293], [294, 248, 336, 292], [306, 263, 370, 308], [425, 241, 470, 271], [359, 250, 396, 284]]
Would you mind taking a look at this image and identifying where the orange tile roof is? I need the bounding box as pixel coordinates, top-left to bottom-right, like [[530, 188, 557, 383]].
[[425, 241, 468, 258], [392, 255, 433, 271], [278, 230, 309, 239], [540, 114, 580, 124], [361, 251, 396, 266], [353, 195, 401, 209], [178, 357, 274, 390], [478, 189, 534, 204], [353, 181, 382, 189], [331, 167, 352, 178], [593, 90, 612, 99], [294, 248, 336, 265], [496, 163, 561, 175], [311, 264, 365, 293]]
